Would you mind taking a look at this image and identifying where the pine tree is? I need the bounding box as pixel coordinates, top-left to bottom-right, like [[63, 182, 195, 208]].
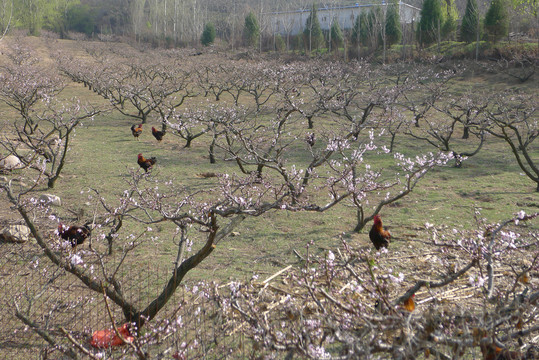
[[275, 34, 286, 52], [303, 3, 324, 52], [460, 0, 479, 43], [353, 11, 369, 46], [417, 0, 443, 45], [441, 0, 458, 40], [330, 19, 343, 51], [201, 23, 216, 46], [367, 7, 383, 49], [244, 12, 260, 48], [385, 0, 402, 46], [351, 14, 361, 46], [484, 0, 509, 42]]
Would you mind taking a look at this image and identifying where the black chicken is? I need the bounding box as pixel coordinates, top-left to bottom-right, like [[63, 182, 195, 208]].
[[58, 223, 91, 251]]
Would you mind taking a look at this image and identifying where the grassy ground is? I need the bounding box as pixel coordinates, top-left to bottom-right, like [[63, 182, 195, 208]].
[[0, 37, 537, 358], [22, 75, 538, 282], [1, 38, 537, 281]]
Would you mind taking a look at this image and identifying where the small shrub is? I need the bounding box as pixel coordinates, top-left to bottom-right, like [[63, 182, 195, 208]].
[[201, 23, 216, 46]]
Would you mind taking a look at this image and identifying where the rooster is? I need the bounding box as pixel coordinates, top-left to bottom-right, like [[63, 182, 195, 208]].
[[151, 127, 165, 142], [131, 124, 143, 139], [137, 153, 156, 172], [402, 294, 415, 312], [58, 223, 91, 251], [369, 214, 390, 250], [480, 339, 522, 360], [90, 323, 134, 348]]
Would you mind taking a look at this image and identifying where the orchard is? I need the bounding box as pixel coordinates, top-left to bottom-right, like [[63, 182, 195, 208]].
[[0, 36, 537, 359]]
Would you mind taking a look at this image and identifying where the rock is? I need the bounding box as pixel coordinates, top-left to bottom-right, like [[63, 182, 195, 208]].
[[10, 178, 27, 188], [0, 225, 31, 243], [39, 194, 62, 207], [0, 176, 7, 183], [0, 155, 22, 170]]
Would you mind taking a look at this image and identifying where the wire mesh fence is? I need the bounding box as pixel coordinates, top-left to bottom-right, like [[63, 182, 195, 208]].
[[0, 240, 246, 359]]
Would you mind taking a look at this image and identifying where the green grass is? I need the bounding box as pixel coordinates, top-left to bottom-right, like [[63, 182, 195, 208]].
[[0, 37, 537, 295], [0, 37, 538, 359], [385, 40, 538, 63], [6, 70, 536, 283], [52, 106, 537, 285]]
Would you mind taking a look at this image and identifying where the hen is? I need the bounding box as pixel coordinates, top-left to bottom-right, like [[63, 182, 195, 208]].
[[369, 214, 390, 250], [137, 153, 156, 172], [58, 223, 91, 250], [151, 127, 165, 142], [90, 323, 134, 348], [131, 124, 143, 139]]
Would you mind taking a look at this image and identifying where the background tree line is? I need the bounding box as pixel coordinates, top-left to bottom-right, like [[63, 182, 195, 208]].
[[1, 0, 537, 53]]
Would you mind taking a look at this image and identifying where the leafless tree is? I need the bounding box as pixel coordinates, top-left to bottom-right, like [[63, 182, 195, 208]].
[[484, 91, 539, 191], [220, 211, 539, 359]]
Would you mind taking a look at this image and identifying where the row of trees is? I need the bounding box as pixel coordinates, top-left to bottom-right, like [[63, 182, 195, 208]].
[[1, 0, 536, 50], [1, 40, 537, 358], [295, 0, 516, 56], [43, 40, 539, 194], [420, 0, 512, 45]]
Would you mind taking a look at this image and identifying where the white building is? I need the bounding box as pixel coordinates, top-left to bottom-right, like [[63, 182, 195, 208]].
[[265, 2, 421, 36]]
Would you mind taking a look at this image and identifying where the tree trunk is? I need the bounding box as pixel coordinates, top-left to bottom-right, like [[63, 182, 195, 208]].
[[353, 208, 365, 232], [209, 136, 216, 164], [390, 133, 396, 153], [47, 177, 57, 189], [462, 126, 470, 139]]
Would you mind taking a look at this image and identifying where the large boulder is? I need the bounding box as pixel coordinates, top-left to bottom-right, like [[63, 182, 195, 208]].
[[39, 194, 62, 207], [0, 155, 22, 170], [0, 224, 32, 243]]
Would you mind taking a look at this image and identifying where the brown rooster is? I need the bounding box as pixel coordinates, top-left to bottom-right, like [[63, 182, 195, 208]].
[[58, 223, 90, 251], [480, 339, 522, 360], [369, 214, 390, 250], [131, 124, 143, 139], [402, 294, 415, 312], [137, 153, 156, 172], [151, 127, 165, 142]]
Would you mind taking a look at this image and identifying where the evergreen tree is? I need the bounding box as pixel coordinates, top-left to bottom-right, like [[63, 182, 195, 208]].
[[359, 12, 369, 45], [385, 0, 402, 46], [367, 7, 383, 49], [201, 22, 215, 46], [484, 0, 509, 42], [352, 12, 370, 47], [275, 34, 286, 52], [244, 11, 259, 48], [303, 3, 324, 52], [441, 0, 458, 40], [330, 18, 343, 51], [460, 0, 480, 43], [417, 0, 444, 45], [351, 14, 361, 46]]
